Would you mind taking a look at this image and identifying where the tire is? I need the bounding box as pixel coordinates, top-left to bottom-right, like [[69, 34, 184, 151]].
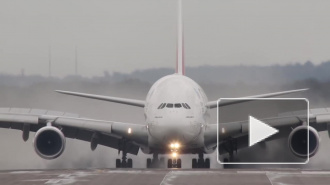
[[177, 158, 182, 168], [127, 158, 133, 168], [116, 159, 121, 168], [198, 158, 204, 168], [147, 158, 152, 168], [167, 159, 172, 168], [205, 158, 210, 168], [192, 158, 197, 168]]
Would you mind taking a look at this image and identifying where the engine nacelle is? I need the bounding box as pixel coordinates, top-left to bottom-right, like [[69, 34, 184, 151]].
[[34, 126, 66, 160], [288, 126, 319, 158]]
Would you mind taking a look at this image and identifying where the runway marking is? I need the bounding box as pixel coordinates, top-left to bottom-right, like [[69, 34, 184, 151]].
[[106, 170, 158, 174], [265, 173, 274, 185], [301, 171, 330, 174], [9, 171, 43, 174], [159, 171, 173, 185], [237, 171, 266, 174], [22, 171, 95, 185]]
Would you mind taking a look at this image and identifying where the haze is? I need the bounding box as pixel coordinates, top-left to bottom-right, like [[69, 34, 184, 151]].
[[0, 0, 330, 77]]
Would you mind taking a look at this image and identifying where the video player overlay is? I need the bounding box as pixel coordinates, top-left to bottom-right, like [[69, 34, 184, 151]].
[[217, 98, 310, 164]]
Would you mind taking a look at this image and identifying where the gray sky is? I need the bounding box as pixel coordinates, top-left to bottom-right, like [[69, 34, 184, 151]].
[[0, 0, 330, 77]]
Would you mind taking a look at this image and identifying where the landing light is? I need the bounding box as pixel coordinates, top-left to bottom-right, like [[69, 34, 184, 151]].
[[169, 142, 181, 149], [172, 152, 178, 158], [128, 128, 132, 134]]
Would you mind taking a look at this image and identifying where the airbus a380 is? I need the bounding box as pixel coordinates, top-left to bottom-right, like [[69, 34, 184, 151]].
[[1, 0, 330, 169]]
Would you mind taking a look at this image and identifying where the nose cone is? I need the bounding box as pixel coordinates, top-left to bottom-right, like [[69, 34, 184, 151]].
[[148, 114, 201, 145]]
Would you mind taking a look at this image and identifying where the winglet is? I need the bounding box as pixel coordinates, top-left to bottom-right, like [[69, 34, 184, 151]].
[[176, 0, 185, 75]]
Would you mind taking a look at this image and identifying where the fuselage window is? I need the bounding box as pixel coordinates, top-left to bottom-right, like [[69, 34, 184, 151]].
[[166, 103, 174, 108], [174, 103, 182, 108]]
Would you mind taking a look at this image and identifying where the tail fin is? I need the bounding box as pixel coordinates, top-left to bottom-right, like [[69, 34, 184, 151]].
[[176, 0, 185, 75]]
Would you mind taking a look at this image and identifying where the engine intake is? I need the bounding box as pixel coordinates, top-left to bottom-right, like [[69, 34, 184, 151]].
[[34, 126, 66, 160], [288, 126, 319, 158]]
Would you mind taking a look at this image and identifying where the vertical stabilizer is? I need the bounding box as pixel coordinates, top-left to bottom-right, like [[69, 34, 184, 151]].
[[176, 0, 185, 75]]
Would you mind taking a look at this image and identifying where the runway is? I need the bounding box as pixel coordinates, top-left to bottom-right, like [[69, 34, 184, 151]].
[[1, 169, 330, 185]]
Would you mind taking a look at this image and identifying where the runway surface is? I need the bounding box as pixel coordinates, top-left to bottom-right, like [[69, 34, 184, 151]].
[[1, 169, 330, 185]]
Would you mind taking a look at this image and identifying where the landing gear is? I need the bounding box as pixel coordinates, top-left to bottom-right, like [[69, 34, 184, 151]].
[[221, 138, 238, 169], [192, 153, 210, 168], [222, 138, 237, 162], [168, 158, 182, 168], [146, 153, 165, 168], [116, 139, 133, 168], [115, 153, 133, 168]]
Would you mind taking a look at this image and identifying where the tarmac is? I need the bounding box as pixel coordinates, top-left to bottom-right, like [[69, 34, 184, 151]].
[[1, 168, 330, 185]]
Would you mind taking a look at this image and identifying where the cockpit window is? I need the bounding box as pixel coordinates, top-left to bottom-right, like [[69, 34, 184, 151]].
[[166, 103, 174, 108], [174, 103, 182, 108], [160, 103, 166, 109], [158, 103, 190, 109], [158, 103, 164, 109]]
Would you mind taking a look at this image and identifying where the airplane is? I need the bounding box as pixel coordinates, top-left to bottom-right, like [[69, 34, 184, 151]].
[[1, 0, 330, 169]]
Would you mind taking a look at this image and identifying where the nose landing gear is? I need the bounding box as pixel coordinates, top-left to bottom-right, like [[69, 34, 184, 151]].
[[168, 158, 182, 168]]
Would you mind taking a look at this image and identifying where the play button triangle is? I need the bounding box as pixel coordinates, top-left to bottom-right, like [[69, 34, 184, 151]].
[[249, 116, 279, 147]]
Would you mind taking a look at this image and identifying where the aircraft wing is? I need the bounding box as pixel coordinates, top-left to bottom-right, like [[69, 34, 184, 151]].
[[206, 88, 308, 109], [55, 90, 145, 108], [205, 108, 330, 155], [0, 108, 148, 155]]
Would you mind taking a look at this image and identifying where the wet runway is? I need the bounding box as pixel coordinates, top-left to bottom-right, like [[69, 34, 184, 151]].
[[1, 169, 330, 185]]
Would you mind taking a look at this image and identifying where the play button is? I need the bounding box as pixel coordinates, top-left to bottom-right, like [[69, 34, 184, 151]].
[[249, 116, 279, 147]]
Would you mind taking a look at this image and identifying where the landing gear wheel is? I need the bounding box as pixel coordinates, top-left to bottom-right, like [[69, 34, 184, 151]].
[[168, 159, 172, 168], [192, 158, 197, 168], [198, 158, 204, 168], [127, 158, 133, 168], [116, 139, 133, 168], [204, 158, 210, 168], [116, 159, 121, 168], [177, 159, 182, 168], [147, 158, 152, 168], [167, 158, 181, 168], [115, 158, 132, 168]]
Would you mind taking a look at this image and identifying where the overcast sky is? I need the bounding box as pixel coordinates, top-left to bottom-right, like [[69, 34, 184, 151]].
[[0, 0, 330, 77]]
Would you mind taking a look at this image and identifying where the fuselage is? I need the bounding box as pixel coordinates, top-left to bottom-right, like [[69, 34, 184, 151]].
[[144, 74, 210, 154]]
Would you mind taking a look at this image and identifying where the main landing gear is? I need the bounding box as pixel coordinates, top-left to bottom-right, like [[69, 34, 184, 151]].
[[146, 153, 165, 168], [116, 140, 133, 168], [192, 153, 210, 168]]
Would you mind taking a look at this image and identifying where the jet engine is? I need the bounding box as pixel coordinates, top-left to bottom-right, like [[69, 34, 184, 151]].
[[34, 126, 66, 160], [288, 126, 319, 158]]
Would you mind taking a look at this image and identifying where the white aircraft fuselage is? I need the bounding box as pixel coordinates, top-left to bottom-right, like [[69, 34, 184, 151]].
[[144, 74, 210, 155]]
